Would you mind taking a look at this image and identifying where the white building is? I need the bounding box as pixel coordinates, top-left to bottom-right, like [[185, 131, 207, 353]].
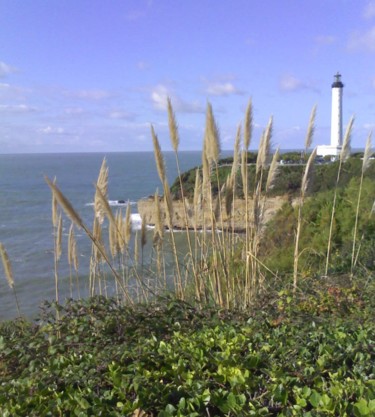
[[317, 73, 344, 158]]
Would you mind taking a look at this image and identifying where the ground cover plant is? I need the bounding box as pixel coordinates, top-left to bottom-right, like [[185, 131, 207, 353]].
[[0, 283, 374, 416], [0, 100, 374, 416]]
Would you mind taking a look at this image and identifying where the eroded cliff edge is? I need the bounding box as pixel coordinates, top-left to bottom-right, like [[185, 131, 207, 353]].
[[138, 196, 289, 231]]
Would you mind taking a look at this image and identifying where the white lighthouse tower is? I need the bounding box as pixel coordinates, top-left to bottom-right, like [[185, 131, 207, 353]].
[[317, 72, 344, 158]]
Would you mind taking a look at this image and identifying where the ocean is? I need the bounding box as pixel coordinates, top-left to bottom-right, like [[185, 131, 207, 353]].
[[0, 151, 226, 321]]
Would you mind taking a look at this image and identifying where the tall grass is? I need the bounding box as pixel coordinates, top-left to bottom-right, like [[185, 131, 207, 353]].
[[4, 103, 372, 318]]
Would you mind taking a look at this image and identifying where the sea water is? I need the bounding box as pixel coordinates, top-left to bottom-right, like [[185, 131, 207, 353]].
[[0, 151, 225, 320]]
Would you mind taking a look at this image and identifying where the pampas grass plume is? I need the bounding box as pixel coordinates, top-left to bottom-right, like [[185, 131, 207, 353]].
[[244, 99, 252, 151], [167, 97, 179, 152], [45, 176, 84, 229], [304, 105, 317, 151], [0, 242, 14, 289]]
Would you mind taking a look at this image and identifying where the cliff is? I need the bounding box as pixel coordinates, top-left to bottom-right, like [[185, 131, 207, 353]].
[[137, 196, 289, 231]]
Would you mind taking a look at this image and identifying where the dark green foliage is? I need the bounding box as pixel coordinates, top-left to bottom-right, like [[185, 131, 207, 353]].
[[262, 177, 375, 276], [1, 292, 374, 416], [170, 155, 375, 200]]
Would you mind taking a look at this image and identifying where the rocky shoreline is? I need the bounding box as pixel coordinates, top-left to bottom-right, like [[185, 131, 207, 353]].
[[137, 195, 289, 232]]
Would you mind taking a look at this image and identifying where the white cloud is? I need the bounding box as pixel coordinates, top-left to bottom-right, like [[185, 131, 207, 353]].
[[206, 82, 243, 96], [363, 1, 375, 19], [151, 84, 204, 113], [151, 84, 169, 110], [348, 26, 375, 52], [0, 104, 36, 113], [0, 61, 18, 78]]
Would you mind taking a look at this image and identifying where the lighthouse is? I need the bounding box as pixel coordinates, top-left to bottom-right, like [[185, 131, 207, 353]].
[[330, 72, 344, 149], [317, 72, 345, 158]]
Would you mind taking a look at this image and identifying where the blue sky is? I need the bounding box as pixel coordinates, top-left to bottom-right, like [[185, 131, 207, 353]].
[[0, 0, 374, 153]]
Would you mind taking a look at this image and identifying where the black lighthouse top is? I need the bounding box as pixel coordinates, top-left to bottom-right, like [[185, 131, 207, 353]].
[[332, 72, 344, 88]]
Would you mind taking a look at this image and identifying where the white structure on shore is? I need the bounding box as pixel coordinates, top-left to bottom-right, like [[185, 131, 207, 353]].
[[317, 72, 344, 158]]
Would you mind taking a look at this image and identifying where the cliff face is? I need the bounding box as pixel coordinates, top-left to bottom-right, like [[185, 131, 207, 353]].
[[137, 196, 288, 231]]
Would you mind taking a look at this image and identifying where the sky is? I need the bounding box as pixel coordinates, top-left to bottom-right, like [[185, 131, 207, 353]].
[[0, 0, 374, 153]]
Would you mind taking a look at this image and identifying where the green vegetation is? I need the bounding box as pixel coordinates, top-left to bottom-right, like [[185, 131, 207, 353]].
[[1, 282, 374, 416], [1, 101, 374, 415], [170, 154, 375, 200]]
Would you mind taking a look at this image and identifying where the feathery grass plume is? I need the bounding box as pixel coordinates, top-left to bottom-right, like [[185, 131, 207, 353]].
[[151, 125, 166, 183], [94, 158, 109, 224], [231, 124, 241, 182], [68, 223, 78, 271], [123, 203, 132, 247], [0, 242, 14, 289], [351, 131, 373, 273], [133, 230, 139, 266], [293, 147, 317, 292], [244, 99, 253, 151], [68, 223, 78, 297], [224, 176, 234, 217], [45, 177, 84, 229], [153, 189, 164, 242], [256, 116, 273, 175], [167, 97, 179, 152], [304, 105, 317, 152], [241, 150, 248, 196], [116, 210, 124, 253], [193, 168, 202, 211], [265, 148, 280, 193], [46, 176, 130, 300], [204, 102, 221, 165], [325, 116, 354, 275], [362, 131, 372, 174], [301, 148, 317, 197], [56, 214, 63, 261], [340, 115, 354, 163], [53, 212, 63, 305], [94, 184, 116, 226], [0, 242, 21, 317], [51, 177, 59, 227], [109, 221, 118, 258]]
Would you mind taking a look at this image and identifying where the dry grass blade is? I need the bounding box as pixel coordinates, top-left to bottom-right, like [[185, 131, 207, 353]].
[[231, 124, 241, 183], [244, 99, 253, 151], [45, 176, 83, 229], [151, 125, 166, 183], [56, 214, 63, 261], [204, 102, 221, 164], [94, 158, 109, 224], [0, 242, 14, 289], [256, 116, 272, 176], [340, 116, 354, 162], [94, 184, 116, 226], [193, 168, 202, 211], [68, 223, 78, 271], [167, 97, 179, 152], [265, 148, 280, 193], [52, 177, 58, 227], [124, 204, 132, 246], [304, 105, 317, 151], [301, 147, 317, 197], [154, 189, 164, 240], [362, 131, 372, 174], [241, 150, 248, 197]]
